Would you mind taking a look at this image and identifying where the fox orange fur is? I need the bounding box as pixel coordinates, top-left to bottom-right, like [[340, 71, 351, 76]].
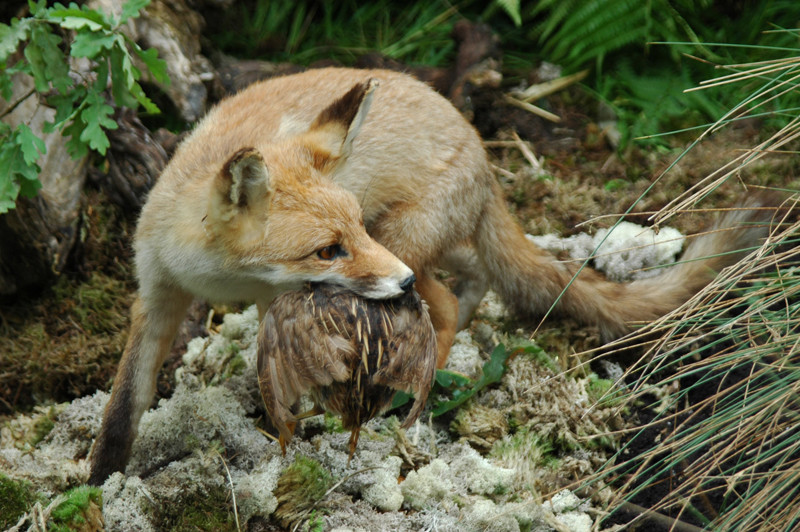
[[89, 68, 768, 484]]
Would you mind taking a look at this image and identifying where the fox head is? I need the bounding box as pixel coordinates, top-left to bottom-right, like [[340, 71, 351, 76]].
[[205, 79, 415, 299]]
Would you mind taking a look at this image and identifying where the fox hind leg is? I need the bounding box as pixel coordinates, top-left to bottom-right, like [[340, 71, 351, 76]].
[[440, 244, 489, 330]]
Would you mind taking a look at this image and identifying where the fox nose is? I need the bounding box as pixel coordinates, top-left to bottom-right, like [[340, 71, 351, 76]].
[[399, 273, 416, 293]]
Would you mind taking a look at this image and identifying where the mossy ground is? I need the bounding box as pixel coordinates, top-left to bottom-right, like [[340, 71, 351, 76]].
[[149, 484, 239, 531], [0, 190, 136, 415], [0, 473, 42, 529]]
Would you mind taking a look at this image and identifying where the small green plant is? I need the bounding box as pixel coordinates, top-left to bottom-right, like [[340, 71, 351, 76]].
[[323, 411, 345, 434], [490, 427, 561, 469], [304, 510, 325, 532], [585, 373, 622, 408], [0, 0, 168, 213], [431, 342, 520, 416], [274, 456, 333, 528], [391, 342, 542, 417], [49, 485, 103, 532]]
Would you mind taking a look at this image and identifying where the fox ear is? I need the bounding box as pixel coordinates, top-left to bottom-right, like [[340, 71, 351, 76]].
[[307, 78, 379, 161], [218, 148, 271, 208]]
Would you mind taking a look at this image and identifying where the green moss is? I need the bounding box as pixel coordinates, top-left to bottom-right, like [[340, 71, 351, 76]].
[[490, 428, 561, 469], [0, 269, 133, 410], [585, 374, 622, 407], [274, 456, 333, 528], [28, 405, 58, 446], [517, 341, 558, 373], [222, 352, 246, 378], [49, 486, 103, 532], [150, 485, 238, 531], [304, 510, 325, 532], [323, 412, 345, 434], [52, 272, 130, 335], [0, 473, 41, 529]]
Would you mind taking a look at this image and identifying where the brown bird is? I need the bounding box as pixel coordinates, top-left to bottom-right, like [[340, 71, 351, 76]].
[[257, 283, 437, 459]]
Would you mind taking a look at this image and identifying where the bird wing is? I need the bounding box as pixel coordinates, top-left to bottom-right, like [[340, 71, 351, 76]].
[[372, 295, 437, 428], [257, 289, 356, 441]]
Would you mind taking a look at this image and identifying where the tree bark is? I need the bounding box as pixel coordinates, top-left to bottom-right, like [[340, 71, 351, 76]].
[[0, 74, 88, 294]]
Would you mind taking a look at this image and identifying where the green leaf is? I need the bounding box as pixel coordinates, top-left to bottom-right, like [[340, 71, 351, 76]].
[[132, 45, 169, 85], [494, 0, 521, 27], [9, 149, 41, 185], [128, 81, 159, 114], [110, 43, 160, 113], [109, 39, 137, 88], [27, 0, 48, 17], [0, 18, 33, 64], [435, 370, 472, 389], [390, 390, 412, 410], [70, 30, 117, 57], [0, 70, 13, 101], [18, 172, 43, 197], [59, 16, 103, 32], [431, 344, 513, 416], [92, 56, 109, 93], [61, 118, 88, 159], [45, 86, 85, 130], [120, 0, 151, 25], [15, 123, 46, 165], [0, 133, 42, 207], [23, 31, 47, 92], [0, 144, 22, 213], [24, 24, 72, 94], [46, 4, 109, 29], [0, 185, 19, 213], [479, 344, 513, 384], [79, 92, 117, 154], [108, 44, 139, 108]]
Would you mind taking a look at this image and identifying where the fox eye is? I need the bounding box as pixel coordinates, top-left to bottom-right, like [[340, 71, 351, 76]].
[[317, 244, 343, 260]]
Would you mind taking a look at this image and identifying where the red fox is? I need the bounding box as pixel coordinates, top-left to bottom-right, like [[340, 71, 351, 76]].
[[89, 67, 768, 484]]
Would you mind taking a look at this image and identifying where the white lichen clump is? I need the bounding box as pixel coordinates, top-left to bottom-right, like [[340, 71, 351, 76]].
[[232, 458, 282, 521], [545, 489, 593, 532], [529, 221, 685, 281], [445, 330, 485, 377], [361, 455, 404, 511], [3, 298, 615, 531], [102, 473, 156, 532], [400, 459, 454, 510]]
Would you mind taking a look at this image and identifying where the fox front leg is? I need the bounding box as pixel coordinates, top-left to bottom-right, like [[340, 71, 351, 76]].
[[88, 289, 192, 485]]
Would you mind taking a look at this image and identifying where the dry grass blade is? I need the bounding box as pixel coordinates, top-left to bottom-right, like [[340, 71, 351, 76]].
[[652, 116, 800, 226], [502, 93, 561, 122], [647, 53, 800, 227], [511, 69, 589, 102], [588, 204, 800, 530]]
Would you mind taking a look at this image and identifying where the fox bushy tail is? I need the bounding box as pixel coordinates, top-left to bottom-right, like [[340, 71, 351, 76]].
[[474, 186, 772, 340]]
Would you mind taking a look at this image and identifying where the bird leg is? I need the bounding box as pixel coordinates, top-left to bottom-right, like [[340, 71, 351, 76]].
[[278, 418, 297, 456], [277, 405, 327, 455], [347, 428, 361, 464], [294, 404, 326, 420], [278, 420, 298, 456]]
